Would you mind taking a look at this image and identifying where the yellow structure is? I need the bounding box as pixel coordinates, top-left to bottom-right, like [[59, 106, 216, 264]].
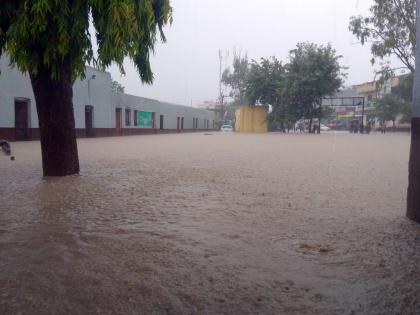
[[235, 106, 268, 133]]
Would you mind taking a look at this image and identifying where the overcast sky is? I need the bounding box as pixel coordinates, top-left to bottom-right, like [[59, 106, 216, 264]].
[[108, 0, 405, 107]]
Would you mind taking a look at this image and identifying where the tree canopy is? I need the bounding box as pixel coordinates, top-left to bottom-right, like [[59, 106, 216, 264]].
[[221, 53, 250, 105], [0, 0, 172, 82], [392, 73, 414, 102], [245, 57, 290, 129], [111, 79, 125, 93], [246, 57, 285, 106], [222, 43, 345, 132], [281, 43, 345, 129], [349, 0, 416, 73], [0, 0, 172, 176], [375, 93, 411, 126]]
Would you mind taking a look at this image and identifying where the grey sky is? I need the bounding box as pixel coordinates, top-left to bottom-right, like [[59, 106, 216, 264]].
[[108, 0, 404, 107]]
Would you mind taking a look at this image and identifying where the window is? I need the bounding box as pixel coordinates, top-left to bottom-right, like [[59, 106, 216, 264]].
[[125, 109, 131, 126], [133, 110, 138, 126]]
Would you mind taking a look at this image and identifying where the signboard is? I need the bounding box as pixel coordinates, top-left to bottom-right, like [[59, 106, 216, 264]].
[[138, 111, 153, 128], [337, 113, 354, 118]]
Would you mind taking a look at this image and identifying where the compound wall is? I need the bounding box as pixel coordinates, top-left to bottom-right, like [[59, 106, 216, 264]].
[[235, 106, 268, 133]]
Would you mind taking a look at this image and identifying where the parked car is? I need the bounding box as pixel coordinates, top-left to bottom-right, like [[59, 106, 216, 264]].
[[328, 120, 345, 130], [221, 125, 233, 132], [303, 122, 330, 132], [320, 124, 331, 131]]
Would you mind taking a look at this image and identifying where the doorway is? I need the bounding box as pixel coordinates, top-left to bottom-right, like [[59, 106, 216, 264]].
[[181, 117, 184, 130], [152, 112, 156, 129], [177, 117, 180, 132], [85, 105, 94, 137], [14, 99, 30, 140], [160, 115, 164, 130], [115, 108, 122, 136]]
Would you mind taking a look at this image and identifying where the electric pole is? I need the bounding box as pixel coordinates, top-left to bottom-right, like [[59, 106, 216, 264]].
[[407, 0, 420, 222], [218, 49, 224, 124]]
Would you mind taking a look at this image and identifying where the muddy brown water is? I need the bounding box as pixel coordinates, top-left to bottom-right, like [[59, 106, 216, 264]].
[[0, 132, 419, 314]]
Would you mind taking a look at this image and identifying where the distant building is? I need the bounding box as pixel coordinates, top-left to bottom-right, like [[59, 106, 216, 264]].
[[323, 76, 406, 126], [197, 101, 224, 126], [355, 76, 401, 106], [354, 76, 403, 123], [0, 55, 215, 141]]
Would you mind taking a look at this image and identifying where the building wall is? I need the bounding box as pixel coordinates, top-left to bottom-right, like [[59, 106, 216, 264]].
[[235, 106, 268, 133], [356, 77, 401, 104], [0, 55, 215, 141], [0, 56, 37, 129], [114, 93, 215, 131], [73, 67, 114, 129]]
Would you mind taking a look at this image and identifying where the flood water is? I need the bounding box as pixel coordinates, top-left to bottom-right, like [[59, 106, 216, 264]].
[[1, 132, 419, 314]]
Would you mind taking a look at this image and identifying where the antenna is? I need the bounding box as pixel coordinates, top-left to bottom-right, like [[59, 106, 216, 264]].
[[219, 49, 223, 103]]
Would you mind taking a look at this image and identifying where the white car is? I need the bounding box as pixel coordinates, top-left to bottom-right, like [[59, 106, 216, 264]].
[[320, 124, 331, 131], [221, 125, 234, 132]]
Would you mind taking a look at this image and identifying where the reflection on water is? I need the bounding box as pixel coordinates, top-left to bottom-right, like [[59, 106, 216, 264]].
[[0, 133, 419, 314]]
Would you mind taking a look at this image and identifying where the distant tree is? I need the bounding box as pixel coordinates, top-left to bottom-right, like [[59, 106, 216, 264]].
[[399, 100, 413, 123], [393, 73, 414, 102], [375, 94, 410, 128], [282, 43, 345, 133], [246, 57, 284, 106], [0, 1, 172, 176], [224, 103, 236, 122], [222, 53, 250, 105], [392, 74, 413, 122], [349, 0, 416, 74], [111, 80, 125, 94], [245, 57, 289, 130]]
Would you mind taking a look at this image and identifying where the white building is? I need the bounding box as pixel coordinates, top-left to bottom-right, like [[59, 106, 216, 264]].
[[0, 56, 215, 141]]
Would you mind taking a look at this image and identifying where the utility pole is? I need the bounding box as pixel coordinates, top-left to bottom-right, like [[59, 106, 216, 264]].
[[407, 0, 420, 222], [219, 49, 222, 102], [218, 49, 224, 124]]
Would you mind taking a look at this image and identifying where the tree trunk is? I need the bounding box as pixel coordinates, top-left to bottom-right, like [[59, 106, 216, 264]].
[[317, 118, 321, 134], [30, 64, 80, 176], [309, 118, 313, 134], [407, 117, 420, 222]]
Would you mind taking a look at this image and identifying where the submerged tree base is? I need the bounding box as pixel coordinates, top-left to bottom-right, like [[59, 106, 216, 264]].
[[30, 64, 80, 177], [407, 117, 420, 223]]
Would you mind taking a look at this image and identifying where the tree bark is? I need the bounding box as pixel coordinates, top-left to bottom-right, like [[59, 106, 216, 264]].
[[407, 0, 420, 223], [407, 117, 420, 222], [30, 64, 80, 176]]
